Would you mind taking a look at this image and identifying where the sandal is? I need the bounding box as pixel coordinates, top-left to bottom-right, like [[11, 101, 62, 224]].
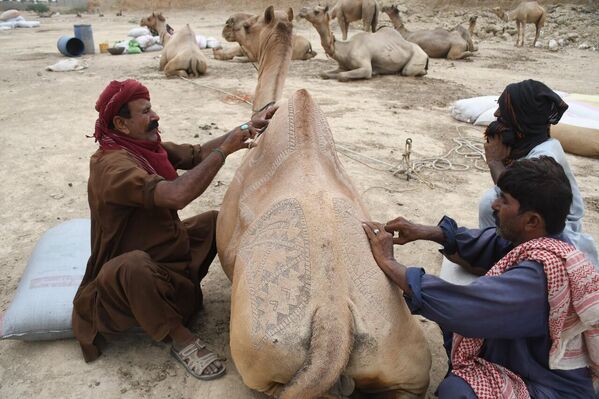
[[170, 338, 226, 380]]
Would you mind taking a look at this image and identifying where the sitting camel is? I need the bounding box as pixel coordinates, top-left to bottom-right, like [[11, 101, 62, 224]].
[[140, 13, 207, 78], [219, 88, 432, 398], [452, 15, 478, 52], [382, 5, 475, 60], [298, 5, 428, 81], [329, 0, 379, 41], [213, 12, 316, 61], [493, 1, 547, 47]]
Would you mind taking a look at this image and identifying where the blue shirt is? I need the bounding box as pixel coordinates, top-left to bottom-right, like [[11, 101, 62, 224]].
[[404, 216, 596, 399]]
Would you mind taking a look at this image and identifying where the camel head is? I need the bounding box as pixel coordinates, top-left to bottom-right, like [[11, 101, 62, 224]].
[[140, 12, 165, 30], [381, 4, 400, 18], [492, 7, 507, 22], [222, 12, 256, 42], [297, 5, 330, 27]]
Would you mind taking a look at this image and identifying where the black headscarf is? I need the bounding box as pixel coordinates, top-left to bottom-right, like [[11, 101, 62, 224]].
[[485, 79, 569, 160]]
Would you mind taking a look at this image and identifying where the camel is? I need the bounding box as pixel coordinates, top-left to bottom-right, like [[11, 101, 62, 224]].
[[329, 0, 379, 40], [493, 1, 547, 47], [452, 15, 478, 52], [298, 5, 428, 81], [217, 88, 432, 398], [382, 5, 475, 60], [213, 12, 316, 61], [140, 13, 207, 78]]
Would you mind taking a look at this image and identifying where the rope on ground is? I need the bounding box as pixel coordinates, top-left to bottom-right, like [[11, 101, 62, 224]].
[[179, 76, 253, 106], [335, 125, 488, 189]]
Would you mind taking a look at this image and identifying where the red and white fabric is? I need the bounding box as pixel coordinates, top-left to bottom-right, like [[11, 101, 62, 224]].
[[451, 237, 599, 398]]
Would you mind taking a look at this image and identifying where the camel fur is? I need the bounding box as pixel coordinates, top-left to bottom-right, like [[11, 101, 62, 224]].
[[329, 0, 379, 41], [217, 88, 431, 399], [382, 5, 475, 60], [213, 12, 316, 61], [298, 5, 428, 81], [140, 13, 207, 78], [493, 1, 547, 47]]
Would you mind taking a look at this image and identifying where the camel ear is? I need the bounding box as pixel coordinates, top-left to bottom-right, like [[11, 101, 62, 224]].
[[324, 5, 329, 13], [264, 5, 275, 24], [287, 7, 294, 22], [158, 13, 165, 22]]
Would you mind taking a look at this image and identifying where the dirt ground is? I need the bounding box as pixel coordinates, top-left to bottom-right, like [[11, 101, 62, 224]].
[[1, 2, 598, 398]]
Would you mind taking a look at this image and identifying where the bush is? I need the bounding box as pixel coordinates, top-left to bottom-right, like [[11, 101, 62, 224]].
[[26, 3, 50, 14]]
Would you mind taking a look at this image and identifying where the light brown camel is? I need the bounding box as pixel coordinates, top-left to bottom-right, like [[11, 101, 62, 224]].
[[493, 1, 547, 47], [217, 88, 432, 398], [329, 0, 379, 41], [140, 13, 207, 78], [249, 6, 294, 113], [382, 4, 475, 60], [298, 5, 428, 81], [213, 12, 316, 61], [452, 15, 478, 52]]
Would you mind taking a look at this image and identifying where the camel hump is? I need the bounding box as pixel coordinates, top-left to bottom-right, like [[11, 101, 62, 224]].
[[279, 304, 354, 399]]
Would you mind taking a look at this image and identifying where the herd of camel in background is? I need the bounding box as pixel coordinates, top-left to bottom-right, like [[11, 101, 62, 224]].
[[140, 0, 548, 81]]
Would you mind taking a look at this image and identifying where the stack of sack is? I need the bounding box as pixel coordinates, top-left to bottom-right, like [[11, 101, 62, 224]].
[[125, 26, 163, 52], [0, 9, 40, 30], [451, 92, 599, 158]]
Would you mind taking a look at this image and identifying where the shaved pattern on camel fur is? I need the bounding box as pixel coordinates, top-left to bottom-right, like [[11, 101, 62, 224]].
[[493, 1, 547, 47], [329, 0, 380, 40], [298, 5, 428, 81], [217, 90, 431, 398], [213, 12, 316, 61], [140, 13, 207, 77], [382, 5, 475, 60]]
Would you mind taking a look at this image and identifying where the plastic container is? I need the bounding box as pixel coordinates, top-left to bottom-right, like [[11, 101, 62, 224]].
[[74, 24, 95, 54], [56, 36, 84, 57], [99, 42, 108, 53]]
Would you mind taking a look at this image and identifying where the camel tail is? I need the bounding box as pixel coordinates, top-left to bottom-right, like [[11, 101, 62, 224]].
[[538, 11, 547, 28], [279, 304, 354, 399]]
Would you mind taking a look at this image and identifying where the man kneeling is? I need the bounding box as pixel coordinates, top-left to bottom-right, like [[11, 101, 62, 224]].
[[364, 156, 598, 398]]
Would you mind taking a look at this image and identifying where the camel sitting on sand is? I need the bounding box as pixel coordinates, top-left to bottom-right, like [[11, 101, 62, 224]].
[[493, 1, 547, 47], [140, 13, 207, 78], [213, 12, 316, 61], [298, 5, 428, 81], [328, 0, 379, 41], [382, 4, 475, 60], [453, 15, 478, 52]]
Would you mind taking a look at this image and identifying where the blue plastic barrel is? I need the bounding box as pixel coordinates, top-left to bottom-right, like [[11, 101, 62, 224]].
[[74, 24, 95, 55], [56, 36, 84, 57]]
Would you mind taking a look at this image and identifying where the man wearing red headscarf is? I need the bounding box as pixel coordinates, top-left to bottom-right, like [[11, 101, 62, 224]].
[[72, 79, 277, 380]]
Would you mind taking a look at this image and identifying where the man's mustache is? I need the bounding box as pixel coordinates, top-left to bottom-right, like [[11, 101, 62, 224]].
[[146, 120, 159, 132]]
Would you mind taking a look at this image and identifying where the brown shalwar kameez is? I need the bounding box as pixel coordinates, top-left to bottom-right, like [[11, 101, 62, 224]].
[[73, 142, 218, 362]]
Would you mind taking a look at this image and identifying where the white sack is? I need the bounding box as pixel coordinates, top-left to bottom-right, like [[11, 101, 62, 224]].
[[0, 219, 90, 340], [128, 26, 151, 38], [450, 96, 498, 124]]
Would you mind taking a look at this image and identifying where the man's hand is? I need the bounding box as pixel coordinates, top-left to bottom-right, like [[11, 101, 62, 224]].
[[484, 135, 510, 183], [384, 216, 446, 245], [251, 103, 278, 132], [384, 216, 422, 245], [484, 134, 510, 164], [220, 123, 259, 155], [362, 221, 395, 268]]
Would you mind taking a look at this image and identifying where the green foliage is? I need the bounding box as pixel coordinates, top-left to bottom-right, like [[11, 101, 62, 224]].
[[26, 3, 50, 14]]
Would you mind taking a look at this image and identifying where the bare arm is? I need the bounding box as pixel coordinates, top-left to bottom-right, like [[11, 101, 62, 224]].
[[154, 105, 278, 209]]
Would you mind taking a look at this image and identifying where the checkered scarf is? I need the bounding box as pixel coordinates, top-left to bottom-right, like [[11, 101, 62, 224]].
[[451, 237, 599, 398]]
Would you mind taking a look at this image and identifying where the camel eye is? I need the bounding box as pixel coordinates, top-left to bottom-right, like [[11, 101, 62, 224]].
[[315, 10, 320, 15]]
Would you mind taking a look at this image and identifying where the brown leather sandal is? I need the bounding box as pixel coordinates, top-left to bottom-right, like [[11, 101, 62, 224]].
[[170, 338, 226, 380]]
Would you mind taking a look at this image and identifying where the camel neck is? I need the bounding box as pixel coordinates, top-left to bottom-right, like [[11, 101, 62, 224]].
[[156, 22, 171, 45], [316, 24, 335, 58]]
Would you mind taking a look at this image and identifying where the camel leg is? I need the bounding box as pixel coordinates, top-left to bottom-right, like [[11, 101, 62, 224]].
[[514, 21, 521, 47], [336, 65, 373, 81], [520, 22, 526, 47], [533, 24, 541, 47], [447, 47, 474, 60], [361, 4, 375, 33], [213, 46, 244, 61], [159, 53, 167, 71], [320, 67, 345, 80], [339, 14, 349, 41]]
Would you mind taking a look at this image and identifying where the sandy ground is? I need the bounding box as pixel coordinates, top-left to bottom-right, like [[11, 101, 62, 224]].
[[1, 4, 598, 398]]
